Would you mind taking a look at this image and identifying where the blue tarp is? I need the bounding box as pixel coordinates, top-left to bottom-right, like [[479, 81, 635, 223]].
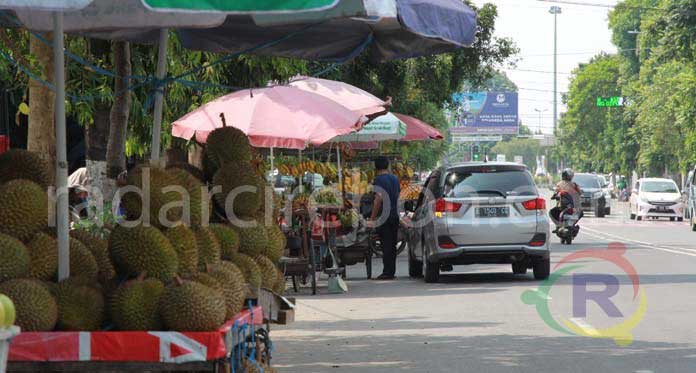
[[177, 0, 477, 62]]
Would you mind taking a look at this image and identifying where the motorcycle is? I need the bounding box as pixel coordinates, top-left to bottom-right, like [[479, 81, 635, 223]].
[[550, 191, 581, 245]]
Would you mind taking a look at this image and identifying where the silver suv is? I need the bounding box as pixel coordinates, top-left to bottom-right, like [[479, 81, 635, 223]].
[[406, 162, 551, 283]]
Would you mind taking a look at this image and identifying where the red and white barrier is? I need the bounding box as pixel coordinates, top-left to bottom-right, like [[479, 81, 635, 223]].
[[8, 306, 262, 363]]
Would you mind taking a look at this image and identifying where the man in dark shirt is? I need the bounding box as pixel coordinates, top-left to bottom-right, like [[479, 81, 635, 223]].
[[370, 156, 401, 280]]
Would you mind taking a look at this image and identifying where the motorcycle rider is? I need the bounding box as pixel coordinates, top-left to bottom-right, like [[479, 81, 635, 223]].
[[550, 168, 582, 225]]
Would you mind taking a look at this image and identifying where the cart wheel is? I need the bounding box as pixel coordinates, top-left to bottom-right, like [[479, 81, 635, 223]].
[[366, 253, 373, 279]]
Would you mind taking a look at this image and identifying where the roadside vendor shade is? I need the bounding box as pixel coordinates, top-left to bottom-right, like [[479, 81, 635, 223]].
[[177, 0, 478, 62], [171, 86, 366, 149], [288, 76, 389, 118]]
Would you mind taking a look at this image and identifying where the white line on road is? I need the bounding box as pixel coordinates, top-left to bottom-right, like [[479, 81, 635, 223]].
[[583, 227, 696, 258]]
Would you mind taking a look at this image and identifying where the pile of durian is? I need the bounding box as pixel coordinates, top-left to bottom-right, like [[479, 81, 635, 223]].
[[0, 129, 286, 333]]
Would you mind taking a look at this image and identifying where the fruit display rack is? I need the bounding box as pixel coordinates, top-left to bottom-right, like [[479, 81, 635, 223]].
[[6, 307, 264, 372]]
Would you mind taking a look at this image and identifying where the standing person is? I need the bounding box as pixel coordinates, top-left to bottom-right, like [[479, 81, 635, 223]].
[[369, 156, 401, 280]]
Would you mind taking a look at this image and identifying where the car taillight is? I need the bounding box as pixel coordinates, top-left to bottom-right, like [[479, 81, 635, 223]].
[[438, 236, 457, 249], [522, 198, 546, 210], [529, 233, 546, 247], [435, 198, 462, 213]]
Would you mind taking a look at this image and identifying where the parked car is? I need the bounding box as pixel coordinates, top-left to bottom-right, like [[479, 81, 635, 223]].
[[597, 174, 615, 199], [629, 178, 684, 221], [406, 162, 550, 283], [684, 168, 696, 230], [574, 173, 609, 217]]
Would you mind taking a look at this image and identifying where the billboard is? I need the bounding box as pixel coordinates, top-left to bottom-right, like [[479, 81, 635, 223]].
[[449, 92, 519, 135]]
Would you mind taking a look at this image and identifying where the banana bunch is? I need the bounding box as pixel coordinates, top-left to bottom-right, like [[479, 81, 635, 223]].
[[393, 162, 415, 181], [292, 193, 310, 211], [341, 168, 371, 195], [277, 160, 339, 180]]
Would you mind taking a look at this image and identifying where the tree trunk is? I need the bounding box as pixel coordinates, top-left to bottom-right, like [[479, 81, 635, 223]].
[[85, 39, 112, 214], [27, 32, 55, 182], [105, 41, 131, 188]]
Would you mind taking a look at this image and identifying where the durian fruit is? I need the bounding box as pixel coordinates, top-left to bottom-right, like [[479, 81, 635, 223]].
[[229, 253, 262, 289], [192, 226, 220, 271], [160, 279, 226, 331], [0, 279, 57, 331], [109, 225, 179, 282], [52, 281, 104, 331], [109, 277, 165, 331], [120, 166, 182, 228], [264, 224, 286, 262], [0, 233, 30, 281], [205, 127, 252, 171], [26, 233, 58, 280], [212, 164, 263, 218], [207, 262, 246, 318], [166, 167, 206, 227], [166, 162, 205, 183], [253, 255, 279, 290], [187, 272, 223, 294], [70, 230, 116, 283], [69, 239, 100, 283], [209, 224, 239, 260], [273, 268, 286, 294], [164, 225, 199, 276], [0, 179, 48, 242], [236, 222, 268, 257], [0, 149, 53, 188]]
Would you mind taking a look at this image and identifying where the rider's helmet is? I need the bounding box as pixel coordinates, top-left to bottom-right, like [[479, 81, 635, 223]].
[[562, 168, 574, 182]]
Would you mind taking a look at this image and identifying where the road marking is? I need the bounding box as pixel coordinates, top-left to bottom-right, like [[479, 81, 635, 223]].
[[583, 227, 696, 258], [568, 318, 600, 337]]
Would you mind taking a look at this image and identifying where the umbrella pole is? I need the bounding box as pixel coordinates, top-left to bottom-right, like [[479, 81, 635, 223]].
[[270, 147, 274, 185], [53, 12, 69, 281], [299, 149, 303, 194], [337, 146, 343, 194], [150, 28, 168, 164]]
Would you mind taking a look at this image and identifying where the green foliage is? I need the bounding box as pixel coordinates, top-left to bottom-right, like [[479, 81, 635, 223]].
[[560, 0, 696, 177], [491, 138, 540, 170]]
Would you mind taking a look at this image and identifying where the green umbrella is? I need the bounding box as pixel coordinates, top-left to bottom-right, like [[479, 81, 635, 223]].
[[332, 113, 407, 143], [142, 0, 340, 13]]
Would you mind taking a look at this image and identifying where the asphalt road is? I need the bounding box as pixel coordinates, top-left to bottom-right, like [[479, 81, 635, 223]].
[[272, 198, 696, 372]]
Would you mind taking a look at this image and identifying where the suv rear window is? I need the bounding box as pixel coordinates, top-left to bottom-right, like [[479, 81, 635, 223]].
[[574, 174, 601, 189], [443, 166, 536, 197]]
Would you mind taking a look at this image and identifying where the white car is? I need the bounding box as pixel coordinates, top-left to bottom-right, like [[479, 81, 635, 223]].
[[629, 178, 684, 221]]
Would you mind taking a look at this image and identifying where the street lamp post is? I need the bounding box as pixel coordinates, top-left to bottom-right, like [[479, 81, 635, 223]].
[[549, 5, 562, 134], [534, 108, 548, 134]]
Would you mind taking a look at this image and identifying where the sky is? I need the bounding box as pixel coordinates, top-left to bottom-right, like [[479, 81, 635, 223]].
[[471, 0, 620, 134]]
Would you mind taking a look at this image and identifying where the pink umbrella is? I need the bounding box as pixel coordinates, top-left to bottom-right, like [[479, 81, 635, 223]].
[[288, 76, 390, 119], [171, 86, 366, 149], [395, 113, 444, 141]]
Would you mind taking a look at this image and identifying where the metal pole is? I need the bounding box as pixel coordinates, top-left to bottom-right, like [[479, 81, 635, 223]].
[[53, 12, 69, 281], [337, 146, 342, 192], [550, 6, 561, 134], [299, 149, 303, 194], [150, 28, 168, 163], [269, 147, 274, 185]]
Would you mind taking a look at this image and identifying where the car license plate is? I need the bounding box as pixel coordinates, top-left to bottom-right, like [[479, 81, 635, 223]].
[[656, 206, 667, 212], [475, 207, 509, 218]]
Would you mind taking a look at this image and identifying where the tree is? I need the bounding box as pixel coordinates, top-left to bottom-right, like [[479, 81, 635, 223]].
[[27, 33, 55, 180], [491, 138, 540, 170]]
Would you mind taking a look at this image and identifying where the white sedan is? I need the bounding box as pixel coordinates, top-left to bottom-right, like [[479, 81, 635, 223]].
[[629, 178, 684, 221]]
